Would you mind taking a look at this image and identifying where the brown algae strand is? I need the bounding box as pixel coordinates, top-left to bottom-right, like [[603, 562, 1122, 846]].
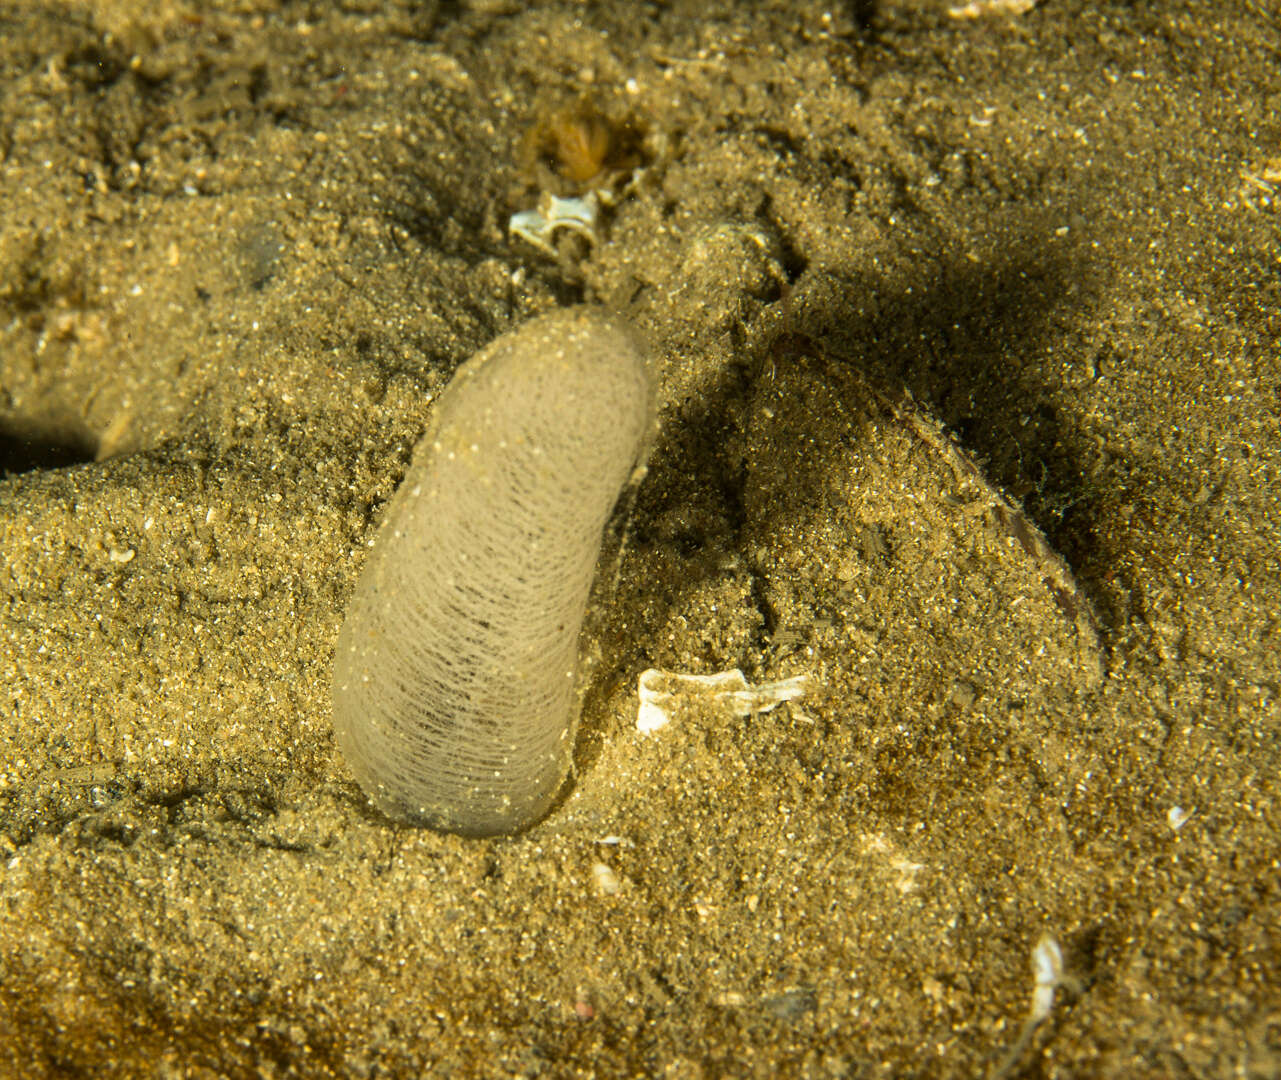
[[332, 307, 655, 836]]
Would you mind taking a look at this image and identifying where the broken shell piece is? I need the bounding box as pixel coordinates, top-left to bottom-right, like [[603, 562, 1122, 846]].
[[636, 668, 810, 734], [948, 0, 1037, 16], [1030, 935, 1065, 1021], [509, 192, 600, 256], [590, 861, 622, 897]]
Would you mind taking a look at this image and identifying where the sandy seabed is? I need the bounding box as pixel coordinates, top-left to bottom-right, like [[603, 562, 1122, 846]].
[[1, 1, 1278, 1076]]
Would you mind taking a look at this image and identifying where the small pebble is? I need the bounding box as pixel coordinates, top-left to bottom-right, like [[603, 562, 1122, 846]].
[[590, 861, 622, 897]]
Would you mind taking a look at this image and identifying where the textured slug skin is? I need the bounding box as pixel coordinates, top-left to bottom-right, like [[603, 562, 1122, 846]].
[[332, 307, 654, 836]]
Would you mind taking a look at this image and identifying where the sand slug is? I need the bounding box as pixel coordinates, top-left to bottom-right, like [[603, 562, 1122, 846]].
[[332, 307, 655, 836]]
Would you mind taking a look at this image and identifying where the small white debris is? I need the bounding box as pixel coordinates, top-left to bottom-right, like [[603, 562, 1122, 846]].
[[1029, 935, 1064, 1022], [509, 192, 600, 256], [636, 668, 810, 734], [988, 934, 1079, 1079], [890, 855, 926, 895], [593, 835, 634, 847], [1168, 805, 1194, 831], [1236, 156, 1281, 212], [107, 547, 136, 564], [590, 861, 622, 897], [948, 0, 1037, 17]]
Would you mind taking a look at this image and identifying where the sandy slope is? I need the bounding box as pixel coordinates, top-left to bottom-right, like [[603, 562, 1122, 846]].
[[1, 1, 1277, 1076]]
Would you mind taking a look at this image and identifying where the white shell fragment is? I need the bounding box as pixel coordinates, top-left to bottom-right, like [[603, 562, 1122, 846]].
[[509, 192, 600, 256], [948, 0, 1037, 17], [990, 933, 1076, 1077], [636, 668, 810, 734], [1029, 935, 1065, 1022], [1167, 805, 1195, 831], [590, 861, 622, 897]]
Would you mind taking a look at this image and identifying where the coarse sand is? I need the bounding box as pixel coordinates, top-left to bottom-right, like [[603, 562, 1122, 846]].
[[1, 1, 1277, 1076]]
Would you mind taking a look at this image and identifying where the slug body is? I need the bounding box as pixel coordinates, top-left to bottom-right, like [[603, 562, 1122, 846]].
[[332, 308, 654, 836]]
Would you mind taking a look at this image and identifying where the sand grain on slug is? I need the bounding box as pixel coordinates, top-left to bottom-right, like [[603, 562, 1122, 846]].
[[332, 307, 654, 836]]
